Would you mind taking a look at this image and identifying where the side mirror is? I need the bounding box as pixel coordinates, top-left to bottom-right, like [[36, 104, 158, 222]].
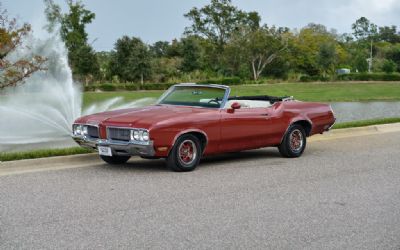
[[228, 102, 241, 113]]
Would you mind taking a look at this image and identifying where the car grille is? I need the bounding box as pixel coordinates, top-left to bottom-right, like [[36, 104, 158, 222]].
[[87, 125, 99, 138], [108, 127, 131, 142]]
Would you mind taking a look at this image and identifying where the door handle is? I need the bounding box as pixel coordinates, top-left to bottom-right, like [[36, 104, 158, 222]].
[[260, 113, 269, 116]]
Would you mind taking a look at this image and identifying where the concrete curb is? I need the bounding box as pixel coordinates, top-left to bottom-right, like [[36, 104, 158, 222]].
[[309, 122, 400, 142], [0, 154, 100, 176], [1, 123, 399, 175]]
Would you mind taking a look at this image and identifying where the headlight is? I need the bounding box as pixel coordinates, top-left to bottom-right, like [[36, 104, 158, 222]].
[[82, 126, 88, 135], [133, 130, 140, 140], [142, 131, 149, 141], [130, 129, 149, 142], [73, 124, 82, 136]]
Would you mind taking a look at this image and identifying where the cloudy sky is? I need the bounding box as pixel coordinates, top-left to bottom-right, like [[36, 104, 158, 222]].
[[3, 0, 400, 51]]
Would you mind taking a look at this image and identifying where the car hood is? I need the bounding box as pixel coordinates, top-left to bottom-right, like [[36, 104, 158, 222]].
[[74, 105, 218, 129]]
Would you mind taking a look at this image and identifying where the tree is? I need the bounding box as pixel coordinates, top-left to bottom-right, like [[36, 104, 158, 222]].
[[290, 23, 337, 76], [150, 41, 170, 58], [0, 4, 46, 89], [227, 26, 287, 80], [317, 42, 337, 77], [109, 36, 152, 84], [352, 17, 378, 41], [184, 0, 260, 47], [44, 0, 99, 82], [378, 26, 400, 43], [352, 17, 379, 72], [96, 51, 112, 81], [353, 54, 369, 72], [381, 59, 397, 73], [180, 36, 203, 72], [385, 44, 400, 72]]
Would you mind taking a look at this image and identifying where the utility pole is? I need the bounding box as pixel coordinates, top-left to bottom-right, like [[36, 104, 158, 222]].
[[368, 40, 373, 73]]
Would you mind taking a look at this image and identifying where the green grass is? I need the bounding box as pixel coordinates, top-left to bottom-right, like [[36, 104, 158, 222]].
[[0, 147, 93, 162], [332, 117, 400, 129], [2, 117, 400, 162], [230, 82, 400, 102], [83, 90, 163, 107], [83, 81, 400, 107]]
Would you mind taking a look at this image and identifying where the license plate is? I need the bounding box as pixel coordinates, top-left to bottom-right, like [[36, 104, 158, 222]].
[[98, 146, 112, 156]]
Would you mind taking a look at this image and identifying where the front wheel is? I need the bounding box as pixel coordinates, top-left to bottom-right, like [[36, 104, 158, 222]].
[[100, 155, 131, 164], [278, 124, 307, 158], [167, 134, 202, 172]]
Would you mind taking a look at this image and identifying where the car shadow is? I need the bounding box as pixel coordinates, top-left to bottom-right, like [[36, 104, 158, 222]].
[[99, 148, 282, 172], [201, 148, 282, 165]]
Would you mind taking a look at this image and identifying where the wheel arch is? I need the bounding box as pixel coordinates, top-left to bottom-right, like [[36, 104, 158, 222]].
[[292, 120, 313, 136], [170, 129, 208, 155], [280, 118, 313, 144]]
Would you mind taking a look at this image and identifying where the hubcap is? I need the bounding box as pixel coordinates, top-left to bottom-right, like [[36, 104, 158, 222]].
[[289, 129, 304, 152], [178, 140, 197, 166]]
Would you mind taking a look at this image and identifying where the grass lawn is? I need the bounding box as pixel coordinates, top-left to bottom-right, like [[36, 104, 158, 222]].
[[83, 82, 400, 107], [332, 117, 400, 129]]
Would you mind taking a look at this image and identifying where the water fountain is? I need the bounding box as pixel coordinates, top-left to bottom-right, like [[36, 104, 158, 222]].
[[0, 33, 154, 152]]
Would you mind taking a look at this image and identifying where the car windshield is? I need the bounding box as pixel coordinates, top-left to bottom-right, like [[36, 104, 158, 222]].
[[157, 85, 227, 108]]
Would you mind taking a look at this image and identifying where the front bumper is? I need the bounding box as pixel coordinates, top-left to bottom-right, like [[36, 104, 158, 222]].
[[72, 136, 155, 157]]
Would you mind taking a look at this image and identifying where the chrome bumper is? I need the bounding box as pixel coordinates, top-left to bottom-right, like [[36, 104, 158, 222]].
[[72, 136, 155, 157]]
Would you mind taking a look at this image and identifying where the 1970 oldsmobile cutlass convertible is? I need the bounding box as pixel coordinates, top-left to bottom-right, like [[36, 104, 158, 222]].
[[72, 83, 335, 171]]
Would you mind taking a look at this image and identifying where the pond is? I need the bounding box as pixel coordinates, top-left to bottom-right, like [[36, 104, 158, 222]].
[[330, 102, 400, 123]]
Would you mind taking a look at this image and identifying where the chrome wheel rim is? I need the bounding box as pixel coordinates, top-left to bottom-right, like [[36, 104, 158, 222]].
[[178, 140, 197, 166], [289, 129, 304, 152]]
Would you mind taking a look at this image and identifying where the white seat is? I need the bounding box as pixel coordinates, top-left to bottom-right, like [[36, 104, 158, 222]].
[[224, 100, 272, 109]]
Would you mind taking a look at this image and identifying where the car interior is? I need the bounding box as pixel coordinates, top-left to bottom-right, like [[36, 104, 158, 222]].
[[224, 95, 293, 109]]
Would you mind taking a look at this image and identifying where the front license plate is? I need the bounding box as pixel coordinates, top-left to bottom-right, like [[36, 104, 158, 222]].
[[98, 146, 112, 156]]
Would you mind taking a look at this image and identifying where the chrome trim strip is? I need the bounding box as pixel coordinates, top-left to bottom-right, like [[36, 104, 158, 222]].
[[71, 135, 155, 157]]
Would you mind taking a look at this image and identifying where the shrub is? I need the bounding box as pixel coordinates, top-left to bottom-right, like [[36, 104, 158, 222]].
[[98, 83, 117, 91], [124, 83, 140, 91], [141, 83, 174, 90], [382, 60, 397, 74], [84, 85, 96, 91], [197, 77, 242, 85], [299, 75, 330, 82], [337, 73, 400, 81]]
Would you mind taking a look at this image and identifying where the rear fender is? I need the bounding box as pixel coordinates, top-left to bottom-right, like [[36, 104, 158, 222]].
[[280, 116, 313, 144]]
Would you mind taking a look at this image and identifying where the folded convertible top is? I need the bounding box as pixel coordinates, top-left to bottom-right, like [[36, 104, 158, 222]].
[[228, 95, 293, 104]]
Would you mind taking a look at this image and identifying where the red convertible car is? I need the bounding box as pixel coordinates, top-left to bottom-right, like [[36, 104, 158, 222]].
[[72, 83, 335, 171]]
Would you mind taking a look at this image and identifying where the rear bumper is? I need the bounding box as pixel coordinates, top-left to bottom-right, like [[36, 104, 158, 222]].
[[327, 118, 336, 131], [72, 136, 155, 157]]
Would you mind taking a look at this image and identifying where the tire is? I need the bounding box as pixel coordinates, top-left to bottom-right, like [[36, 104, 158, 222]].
[[167, 134, 202, 172], [100, 155, 131, 164], [278, 124, 307, 158]]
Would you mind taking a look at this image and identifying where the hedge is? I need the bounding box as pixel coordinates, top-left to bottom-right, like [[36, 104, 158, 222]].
[[197, 77, 242, 85], [337, 73, 400, 81], [299, 75, 330, 82], [84, 83, 172, 92]]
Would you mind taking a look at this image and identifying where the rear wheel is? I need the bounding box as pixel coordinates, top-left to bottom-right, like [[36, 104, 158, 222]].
[[278, 124, 307, 158], [167, 134, 202, 172], [100, 155, 131, 164]]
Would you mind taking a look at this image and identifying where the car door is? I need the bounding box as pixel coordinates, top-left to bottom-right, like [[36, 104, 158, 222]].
[[219, 106, 274, 152]]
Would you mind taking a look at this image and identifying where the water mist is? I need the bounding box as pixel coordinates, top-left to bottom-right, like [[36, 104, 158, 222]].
[[0, 34, 154, 152]]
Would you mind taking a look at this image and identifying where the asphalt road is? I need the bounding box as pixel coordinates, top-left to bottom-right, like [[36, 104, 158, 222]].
[[1, 132, 400, 250]]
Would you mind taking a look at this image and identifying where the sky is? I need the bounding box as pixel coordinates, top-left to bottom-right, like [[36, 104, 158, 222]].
[[3, 0, 400, 51]]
